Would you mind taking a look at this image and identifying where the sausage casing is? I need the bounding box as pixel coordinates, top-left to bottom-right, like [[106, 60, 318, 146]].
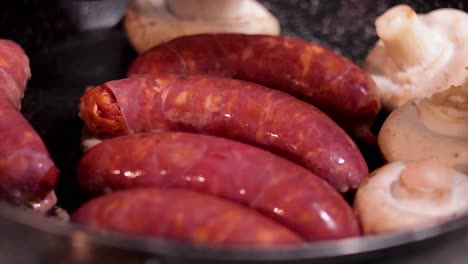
[[73, 188, 304, 247], [127, 34, 381, 137], [0, 40, 58, 203], [78, 132, 360, 241], [0, 39, 30, 106], [78, 74, 368, 192]]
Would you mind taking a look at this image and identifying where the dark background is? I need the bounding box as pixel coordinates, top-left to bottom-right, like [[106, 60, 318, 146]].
[[0, 0, 466, 61]]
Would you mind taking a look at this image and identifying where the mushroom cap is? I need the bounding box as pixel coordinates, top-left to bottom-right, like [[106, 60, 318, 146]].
[[124, 0, 280, 53], [378, 82, 468, 173], [354, 161, 468, 234], [364, 6, 468, 111]]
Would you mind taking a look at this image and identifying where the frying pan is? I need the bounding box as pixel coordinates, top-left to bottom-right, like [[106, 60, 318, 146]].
[[0, 0, 467, 263]]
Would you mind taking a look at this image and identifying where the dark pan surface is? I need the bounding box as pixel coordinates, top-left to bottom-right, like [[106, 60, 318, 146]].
[[0, 0, 467, 263]]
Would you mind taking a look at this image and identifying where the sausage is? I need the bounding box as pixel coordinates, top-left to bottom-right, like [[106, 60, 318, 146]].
[[127, 33, 381, 139], [73, 188, 304, 247], [78, 132, 360, 241], [0, 40, 31, 106], [0, 40, 58, 205], [78, 74, 368, 192]]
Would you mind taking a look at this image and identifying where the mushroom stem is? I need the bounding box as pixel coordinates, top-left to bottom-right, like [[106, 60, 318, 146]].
[[167, 0, 251, 21], [376, 5, 449, 70], [392, 160, 452, 203]]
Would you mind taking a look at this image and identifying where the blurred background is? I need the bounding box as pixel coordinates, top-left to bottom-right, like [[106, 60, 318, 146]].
[[0, 0, 465, 62]]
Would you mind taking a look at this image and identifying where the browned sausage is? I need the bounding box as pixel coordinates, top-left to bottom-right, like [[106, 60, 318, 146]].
[[78, 132, 360, 241], [127, 33, 381, 139], [78, 74, 368, 192], [0, 39, 58, 206], [73, 188, 304, 247]]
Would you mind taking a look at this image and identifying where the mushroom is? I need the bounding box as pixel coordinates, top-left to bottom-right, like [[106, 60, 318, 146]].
[[364, 5, 468, 111], [379, 79, 468, 173], [124, 0, 280, 53], [354, 160, 468, 234]]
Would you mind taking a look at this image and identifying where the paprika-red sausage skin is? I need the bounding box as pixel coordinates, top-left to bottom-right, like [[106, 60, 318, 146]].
[[77, 132, 360, 241], [78, 74, 368, 192], [127, 34, 381, 138], [73, 188, 304, 247], [0, 39, 58, 205]]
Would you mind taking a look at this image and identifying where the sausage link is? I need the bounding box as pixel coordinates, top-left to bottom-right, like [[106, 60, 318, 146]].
[[0, 40, 58, 204], [73, 188, 304, 247], [0, 40, 30, 107], [127, 34, 381, 138], [78, 132, 360, 241], [79, 74, 368, 192]]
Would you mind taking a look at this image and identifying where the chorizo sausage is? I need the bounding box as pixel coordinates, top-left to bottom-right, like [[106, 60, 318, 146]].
[[0, 40, 31, 106], [78, 74, 368, 192], [0, 40, 58, 205], [127, 33, 381, 139], [73, 188, 304, 247], [78, 132, 360, 241]]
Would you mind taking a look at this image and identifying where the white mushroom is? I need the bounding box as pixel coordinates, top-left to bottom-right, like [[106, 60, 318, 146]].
[[124, 0, 280, 53], [379, 79, 468, 173], [364, 5, 468, 111], [354, 160, 468, 234]]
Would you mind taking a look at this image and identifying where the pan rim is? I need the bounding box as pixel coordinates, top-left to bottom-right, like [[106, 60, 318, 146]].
[[1, 201, 467, 262]]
